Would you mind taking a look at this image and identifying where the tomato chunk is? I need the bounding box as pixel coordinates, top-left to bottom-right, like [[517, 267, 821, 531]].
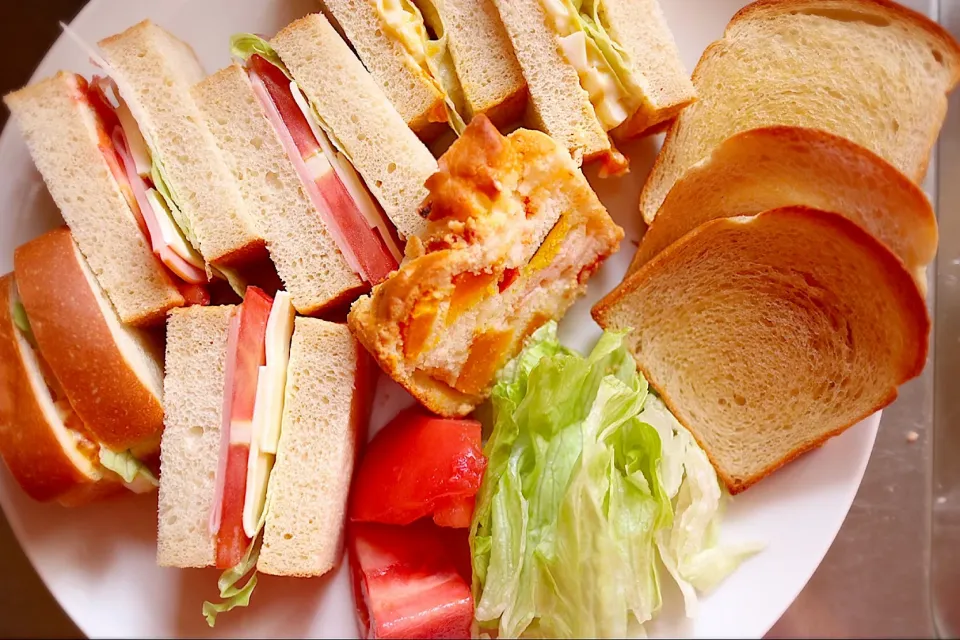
[[216, 444, 251, 569], [350, 408, 486, 527], [349, 521, 474, 640]]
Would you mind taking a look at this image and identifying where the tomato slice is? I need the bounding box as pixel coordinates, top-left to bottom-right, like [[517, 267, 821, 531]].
[[215, 287, 273, 568], [350, 408, 486, 527]]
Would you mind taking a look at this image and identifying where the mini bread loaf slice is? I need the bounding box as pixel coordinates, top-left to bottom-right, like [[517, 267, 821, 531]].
[[14, 227, 165, 457], [639, 0, 960, 223], [630, 126, 938, 289], [593, 206, 929, 493]]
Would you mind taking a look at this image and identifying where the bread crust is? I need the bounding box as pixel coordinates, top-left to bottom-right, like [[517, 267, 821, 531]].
[[594, 206, 929, 493], [0, 275, 104, 503], [14, 228, 164, 453]]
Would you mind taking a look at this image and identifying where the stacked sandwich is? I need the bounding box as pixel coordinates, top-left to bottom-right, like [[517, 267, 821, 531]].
[[594, 0, 960, 493]]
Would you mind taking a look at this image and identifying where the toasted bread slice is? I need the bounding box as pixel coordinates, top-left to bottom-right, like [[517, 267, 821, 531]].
[[0, 274, 110, 504], [258, 318, 372, 577], [98, 20, 266, 266], [192, 64, 366, 315], [272, 13, 438, 240], [14, 228, 165, 456], [639, 0, 960, 223], [3, 72, 183, 327], [593, 206, 929, 493], [630, 127, 938, 288]]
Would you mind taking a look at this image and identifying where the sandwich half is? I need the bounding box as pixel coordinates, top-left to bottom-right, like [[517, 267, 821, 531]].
[[322, 0, 527, 136], [348, 115, 623, 417], [269, 13, 439, 240], [492, 0, 694, 166], [158, 288, 372, 623]]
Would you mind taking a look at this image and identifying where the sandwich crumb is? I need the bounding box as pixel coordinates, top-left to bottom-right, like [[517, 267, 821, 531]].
[[906, 430, 919, 443]]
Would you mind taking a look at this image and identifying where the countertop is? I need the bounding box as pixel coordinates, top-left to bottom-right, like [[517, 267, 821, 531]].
[[0, 1, 956, 638]]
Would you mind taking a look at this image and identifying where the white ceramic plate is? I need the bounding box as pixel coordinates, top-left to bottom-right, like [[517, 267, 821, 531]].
[[0, 0, 934, 637]]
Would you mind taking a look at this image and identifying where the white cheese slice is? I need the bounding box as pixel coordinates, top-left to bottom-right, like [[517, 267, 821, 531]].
[[145, 189, 206, 270]]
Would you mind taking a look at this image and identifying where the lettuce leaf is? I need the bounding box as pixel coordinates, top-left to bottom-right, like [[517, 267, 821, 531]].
[[230, 33, 292, 80], [150, 160, 199, 252], [98, 448, 158, 493], [12, 301, 37, 346]]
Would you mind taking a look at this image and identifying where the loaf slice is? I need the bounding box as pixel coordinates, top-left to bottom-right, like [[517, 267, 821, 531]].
[[258, 318, 372, 577], [98, 20, 266, 266], [639, 0, 960, 223], [272, 13, 438, 240], [192, 64, 366, 315], [157, 305, 235, 568], [593, 206, 929, 493], [630, 126, 938, 288], [3, 72, 183, 327]]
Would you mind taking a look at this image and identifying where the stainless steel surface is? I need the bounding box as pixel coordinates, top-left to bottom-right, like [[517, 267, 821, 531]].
[[0, 1, 956, 638]]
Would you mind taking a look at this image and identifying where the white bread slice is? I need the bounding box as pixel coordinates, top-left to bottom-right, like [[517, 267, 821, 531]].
[[272, 14, 438, 240], [97, 20, 266, 266], [491, 0, 609, 161], [0, 274, 111, 504], [322, 0, 447, 134], [192, 64, 366, 315], [3, 72, 183, 327], [640, 0, 960, 224], [604, 0, 696, 138], [630, 127, 938, 289], [593, 206, 929, 493], [258, 318, 372, 577], [157, 305, 234, 568], [14, 228, 165, 456]]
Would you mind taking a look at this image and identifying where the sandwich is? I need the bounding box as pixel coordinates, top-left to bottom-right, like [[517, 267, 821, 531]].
[[321, 0, 528, 137], [192, 45, 405, 314], [157, 287, 373, 624], [639, 0, 960, 224], [348, 115, 623, 418], [592, 206, 929, 493], [491, 0, 695, 169], [0, 227, 165, 506], [629, 126, 938, 288]]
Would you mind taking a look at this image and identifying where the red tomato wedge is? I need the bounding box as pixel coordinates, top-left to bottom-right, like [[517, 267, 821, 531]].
[[215, 287, 273, 569], [248, 55, 398, 284], [349, 522, 474, 640], [350, 408, 486, 528]]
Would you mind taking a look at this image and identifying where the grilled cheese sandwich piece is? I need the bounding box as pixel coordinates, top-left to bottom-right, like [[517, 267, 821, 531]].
[[348, 116, 622, 416]]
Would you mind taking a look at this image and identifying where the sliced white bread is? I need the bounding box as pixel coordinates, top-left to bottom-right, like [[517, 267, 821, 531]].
[[593, 206, 929, 493], [192, 64, 366, 315], [3, 72, 183, 327], [157, 305, 234, 568], [491, 0, 610, 161], [0, 274, 111, 504], [639, 0, 960, 223], [272, 13, 438, 240], [14, 228, 165, 456], [604, 0, 696, 138], [258, 318, 372, 577], [630, 127, 938, 289], [97, 20, 266, 266]]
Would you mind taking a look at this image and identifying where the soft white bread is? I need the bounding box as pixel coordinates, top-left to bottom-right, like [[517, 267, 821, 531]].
[[272, 14, 438, 239], [98, 20, 266, 266], [593, 206, 929, 493], [640, 0, 960, 223], [630, 127, 938, 288], [605, 0, 696, 138], [322, 0, 447, 133], [14, 228, 165, 456], [3, 72, 183, 327], [258, 318, 371, 577], [157, 305, 234, 568], [192, 64, 366, 315], [0, 274, 109, 504], [492, 0, 610, 161]]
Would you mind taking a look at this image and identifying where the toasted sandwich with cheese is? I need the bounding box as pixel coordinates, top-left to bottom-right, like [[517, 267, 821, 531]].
[[157, 287, 373, 625], [491, 0, 694, 170], [0, 227, 165, 506], [348, 115, 622, 417], [322, 0, 528, 138]]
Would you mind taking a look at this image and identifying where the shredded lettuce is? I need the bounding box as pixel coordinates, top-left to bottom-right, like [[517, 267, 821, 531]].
[[230, 33, 292, 79], [470, 322, 759, 638], [98, 448, 159, 493]]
